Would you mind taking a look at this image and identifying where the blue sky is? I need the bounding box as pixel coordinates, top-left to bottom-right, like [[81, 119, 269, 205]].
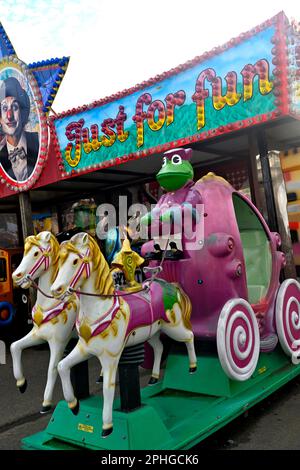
[[0, 0, 299, 114]]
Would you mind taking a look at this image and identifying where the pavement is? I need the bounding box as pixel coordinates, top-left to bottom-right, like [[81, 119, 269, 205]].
[[196, 374, 300, 450], [1, 345, 300, 451], [0, 344, 151, 450]]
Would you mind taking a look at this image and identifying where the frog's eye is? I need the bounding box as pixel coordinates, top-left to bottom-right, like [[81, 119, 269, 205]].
[[162, 156, 167, 167], [171, 154, 182, 165]]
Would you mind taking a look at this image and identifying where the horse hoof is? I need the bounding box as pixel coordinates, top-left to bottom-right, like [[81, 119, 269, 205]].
[[96, 376, 103, 384], [18, 379, 27, 394], [40, 405, 52, 414], [148, 376, 158, 385], [189, 366, 197, 374], [70, 401, 80, 415], [102, 427, 113, 438]]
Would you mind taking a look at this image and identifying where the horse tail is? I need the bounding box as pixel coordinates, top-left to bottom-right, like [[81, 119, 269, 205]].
[[176, 284, 192, 331]]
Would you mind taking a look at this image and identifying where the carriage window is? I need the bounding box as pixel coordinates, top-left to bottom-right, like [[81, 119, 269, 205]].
[[232, 193, 272, 305], [0, 258, 7, 282]]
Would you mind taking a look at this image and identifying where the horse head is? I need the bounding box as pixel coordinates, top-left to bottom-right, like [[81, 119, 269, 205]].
[[51, 232, 114, 299], [12, 231, 59, 289]]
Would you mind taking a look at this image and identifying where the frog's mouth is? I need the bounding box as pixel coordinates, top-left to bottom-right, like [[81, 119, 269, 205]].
[[157, 172, 190, 190], [158, 172, 188, 178]]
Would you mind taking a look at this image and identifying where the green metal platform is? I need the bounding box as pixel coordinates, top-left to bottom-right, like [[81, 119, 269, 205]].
[[22, 347, 300, 450]]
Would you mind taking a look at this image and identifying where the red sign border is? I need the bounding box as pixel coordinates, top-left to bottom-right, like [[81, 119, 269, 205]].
[[0, 57, 49, 192]]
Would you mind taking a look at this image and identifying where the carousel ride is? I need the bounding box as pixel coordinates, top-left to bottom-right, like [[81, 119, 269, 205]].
[[13, 148, 300, 450]]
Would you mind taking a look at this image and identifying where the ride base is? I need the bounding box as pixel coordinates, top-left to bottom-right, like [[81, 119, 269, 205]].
[[22, 347, 300, 450]]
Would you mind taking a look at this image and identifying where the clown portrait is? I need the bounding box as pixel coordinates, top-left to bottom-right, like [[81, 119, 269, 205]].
[[0, 74, 40, 183]]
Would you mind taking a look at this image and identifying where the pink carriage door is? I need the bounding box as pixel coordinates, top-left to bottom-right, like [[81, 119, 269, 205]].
[[233, 194, 273, 306], [217, 191, 279, 381], [233, 191, 300, 362], [234, 190, 299, 351], [233, 192, 279, 342]]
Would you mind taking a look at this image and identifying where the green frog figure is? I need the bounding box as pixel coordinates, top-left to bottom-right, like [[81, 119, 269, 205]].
[[141, 147, 202, 260]]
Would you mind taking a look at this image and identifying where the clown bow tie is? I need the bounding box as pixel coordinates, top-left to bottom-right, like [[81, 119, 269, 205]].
[[8, 147, 27, 163]]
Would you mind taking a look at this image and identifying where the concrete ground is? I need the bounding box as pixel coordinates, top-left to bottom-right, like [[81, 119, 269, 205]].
[[0, 346, 98, 449], [1, 346, 300, 450], [196, 374, 300, 450], [0, 345, 151, 450]]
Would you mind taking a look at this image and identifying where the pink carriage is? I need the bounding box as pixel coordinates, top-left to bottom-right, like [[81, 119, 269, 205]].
[[142, 173, 300, 381]]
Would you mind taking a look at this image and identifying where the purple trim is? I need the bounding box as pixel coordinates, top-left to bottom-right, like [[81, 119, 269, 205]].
[[69, 248, 91, 288], [77, 282, 172, 341], [29, 246, 51, 277], [282, 283, 300, 349], [32, 299, 70, 326], [90, 298, 120, 337], [227, 305, 255, 369], [125, 282, 170, 338]]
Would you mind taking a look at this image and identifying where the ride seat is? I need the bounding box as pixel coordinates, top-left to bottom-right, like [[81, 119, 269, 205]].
[[239, 230, 272, 304]]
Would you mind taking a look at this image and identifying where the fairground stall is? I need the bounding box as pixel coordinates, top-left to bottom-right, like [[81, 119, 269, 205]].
[[1, 11, 300, 450], [0, 23, 69, 340]]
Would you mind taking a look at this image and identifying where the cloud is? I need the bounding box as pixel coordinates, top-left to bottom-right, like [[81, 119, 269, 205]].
[[0, 0, 299, 114]]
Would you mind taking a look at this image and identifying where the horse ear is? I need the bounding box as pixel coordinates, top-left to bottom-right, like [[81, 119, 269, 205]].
[[82, 233, 89, 245], [59, 240, 68, 249], [71, 232, 89, 246], [37, 231, 51, 242], [44, 232, 51, 242]]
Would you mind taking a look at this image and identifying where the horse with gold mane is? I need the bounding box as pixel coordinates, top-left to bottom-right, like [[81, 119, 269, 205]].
[[10, 231, 79, 413], [52, 232, 196, 437]]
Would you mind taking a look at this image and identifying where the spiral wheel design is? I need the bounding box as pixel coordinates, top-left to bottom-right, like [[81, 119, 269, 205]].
[[276, 279, 300, 359], [217, 298, 260, 381]]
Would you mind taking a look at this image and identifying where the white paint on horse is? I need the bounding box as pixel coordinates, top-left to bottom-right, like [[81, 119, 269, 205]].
[[52, 232, 196, 436], [10, 231, 79, 411]]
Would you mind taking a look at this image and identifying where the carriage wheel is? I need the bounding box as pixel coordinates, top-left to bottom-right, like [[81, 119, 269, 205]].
[[217, 298, 260, 381], [276, 279, 300, 361]]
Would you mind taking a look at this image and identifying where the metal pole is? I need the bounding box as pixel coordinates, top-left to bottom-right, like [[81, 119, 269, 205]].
[[257, 130, 279, 233], [118, 343, 145, 411], [18, 192, 36, 308], [257, 130, 297, 279], [19, 192, 34, 239], [248, 131, 263, 212]]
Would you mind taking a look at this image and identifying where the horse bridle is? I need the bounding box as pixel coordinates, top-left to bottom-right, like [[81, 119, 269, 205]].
[[20, 243, 51, 287], [29, 240, 169, 300], [67, 242, 169, 298], [28, 245, 52, 278], [68, 248, 91, 292]]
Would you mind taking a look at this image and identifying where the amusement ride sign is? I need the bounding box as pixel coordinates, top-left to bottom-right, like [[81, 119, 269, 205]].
[[0, 22, 69, 192], [51, 12, 298, 178]]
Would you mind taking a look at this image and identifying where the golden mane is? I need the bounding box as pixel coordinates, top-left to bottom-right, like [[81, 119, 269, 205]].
[[87, 235, 114, 295], [24, 237, 37, 254], [25, 233, 60, 283], [59, 241, 81, 263], [61, 234, 114, 295]]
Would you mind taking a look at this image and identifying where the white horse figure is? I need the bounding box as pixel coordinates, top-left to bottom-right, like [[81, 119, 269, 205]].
[[52, 232, 197, 437], [11, 231, 79, 413]]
